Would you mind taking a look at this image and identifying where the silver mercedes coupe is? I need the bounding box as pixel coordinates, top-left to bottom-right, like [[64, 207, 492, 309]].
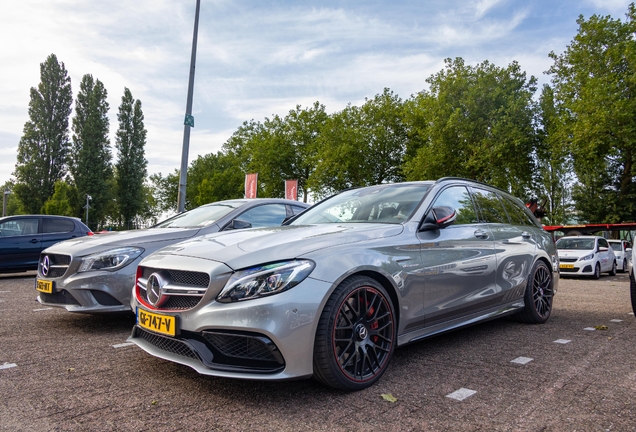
[[35, 199, 308, 314], [128, 178, 559, 390]]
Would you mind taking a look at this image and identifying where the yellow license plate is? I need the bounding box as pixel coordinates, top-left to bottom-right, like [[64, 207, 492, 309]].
[[137, 308, 177, 337], [559, 263, 574, 269], [36, 279, 53, 294]]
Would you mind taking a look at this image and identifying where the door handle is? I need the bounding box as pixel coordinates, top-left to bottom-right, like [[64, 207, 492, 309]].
[[29, 239, 38, 244], [474, 229, 489, 239]]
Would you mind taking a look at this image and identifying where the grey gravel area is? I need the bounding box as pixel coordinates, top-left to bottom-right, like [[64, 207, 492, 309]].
[[0, 271, 634, 431]]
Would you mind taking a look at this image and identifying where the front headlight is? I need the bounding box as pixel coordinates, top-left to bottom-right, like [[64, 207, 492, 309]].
[[78, 247, 145, 272], [217, 260, 315, 303], [579, 253, 594, 261]]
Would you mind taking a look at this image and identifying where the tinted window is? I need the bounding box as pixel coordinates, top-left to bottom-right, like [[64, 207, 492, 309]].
[[598, 238, 609, 248], [471, 188, 509, 224], [291, 205, 306, 215], [43, 218, 74, 233], [431, 186, 478, 225], [501, 196, 535, 226], [236, 204, 288, 228], [0, 218, 39, 236]]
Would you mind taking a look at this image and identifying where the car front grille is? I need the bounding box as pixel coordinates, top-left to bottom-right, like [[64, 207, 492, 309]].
[[137, 266, 210, 311], [560, 267, 579, 273], [559, 258, 579, 263], [133, 326, 199, 359], [39, 290, 80, 305], [40, 253, 71, 278]]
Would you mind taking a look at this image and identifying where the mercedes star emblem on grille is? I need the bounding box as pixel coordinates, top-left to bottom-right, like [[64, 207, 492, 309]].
[[147, 273, 168, 307], [41, 256, 50, 276]]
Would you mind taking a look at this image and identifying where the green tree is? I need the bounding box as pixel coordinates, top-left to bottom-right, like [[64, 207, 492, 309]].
[[190, 152, 244, 207], [403, 58, 537, 198], [115, 87, 148, 229], [534, 84, 574, 225], [41, 180, 77, 216], [69, 74, 113, 229], [223, 103, 328, 201], [548, 4, 636, 223], [1, 180, 22, 216], [13, 54, 73, 213], [310, 89, 407, 197]]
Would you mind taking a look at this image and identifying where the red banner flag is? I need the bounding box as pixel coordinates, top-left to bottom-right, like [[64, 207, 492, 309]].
[[245, 173, 258, 198], [285, 180, 298, 201]]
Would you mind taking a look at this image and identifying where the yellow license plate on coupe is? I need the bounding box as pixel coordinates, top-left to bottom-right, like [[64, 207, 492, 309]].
[[137, 308, 177, 337], [559, 263, 575, 269], [36, 279, 53, 294]]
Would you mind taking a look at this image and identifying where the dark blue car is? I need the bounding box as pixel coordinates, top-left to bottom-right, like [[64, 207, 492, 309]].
[[0, 215, 92, 273]]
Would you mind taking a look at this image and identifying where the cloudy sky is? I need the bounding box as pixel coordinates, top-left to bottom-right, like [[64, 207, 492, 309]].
[[0, 0, 633, 186]]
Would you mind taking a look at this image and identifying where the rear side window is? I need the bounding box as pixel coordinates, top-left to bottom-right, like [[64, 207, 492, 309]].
[[236, 204, 288, 228], [470, 188, 509, 224], [290, 205, 306, 215], [501, 196, 535, 226], [431, 186, 478, 225], [43, 218, 74, 233]]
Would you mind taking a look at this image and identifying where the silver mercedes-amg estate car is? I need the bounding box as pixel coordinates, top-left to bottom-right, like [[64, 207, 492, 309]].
[[35, 199, 308, 314], [129, 178, 559, 390]]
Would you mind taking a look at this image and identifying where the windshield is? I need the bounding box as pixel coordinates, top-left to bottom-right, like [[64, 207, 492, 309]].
[[609, 242, 623, 252], [291, 184, 430, 225], [556, 238, 595, 250], [154, 202, 243, 228]]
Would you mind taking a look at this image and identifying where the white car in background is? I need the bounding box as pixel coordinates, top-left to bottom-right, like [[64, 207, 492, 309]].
[[556, 236, 616, 279], [608, 239, 631, 273]]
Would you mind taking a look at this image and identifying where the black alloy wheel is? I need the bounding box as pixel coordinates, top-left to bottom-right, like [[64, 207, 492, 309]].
[[313, 276, 396, 391], [513, 260, 554, 324]]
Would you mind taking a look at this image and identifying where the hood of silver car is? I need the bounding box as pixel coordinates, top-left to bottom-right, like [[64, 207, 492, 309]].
[[44, 227, 204, 255], [156, 223, 404, 269]]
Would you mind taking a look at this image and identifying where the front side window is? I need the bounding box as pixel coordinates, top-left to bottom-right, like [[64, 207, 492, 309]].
[[431, 186, 478, 225], [0, 218, 39, 236], [291, 184, 430, 225], [234, 204, 288, 228], [598, 238, 609, 248]]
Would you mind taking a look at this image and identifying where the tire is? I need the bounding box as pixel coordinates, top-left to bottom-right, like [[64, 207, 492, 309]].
[[609, 260, 617, 276], [630, 270, 636, 316], [593, 263, 601, 280], [313, 275, 396, 391], [512, 260, 554, 324], [621, 259, 627, 273]]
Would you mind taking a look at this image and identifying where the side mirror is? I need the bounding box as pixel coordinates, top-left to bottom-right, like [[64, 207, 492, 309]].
[[598, 246, 608, 252], [420, 206, 457, 231], [225, 219, 252, 230], [626, 248, 632, 254]]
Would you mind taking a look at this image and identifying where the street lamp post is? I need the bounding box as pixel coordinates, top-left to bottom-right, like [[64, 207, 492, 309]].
[[2, 189, 10, 217], [84, 194, 92, 227], [177, 0, 201, 213]]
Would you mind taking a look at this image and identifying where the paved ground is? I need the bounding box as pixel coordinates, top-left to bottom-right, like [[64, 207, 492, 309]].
[[0, 271, 635, 431]]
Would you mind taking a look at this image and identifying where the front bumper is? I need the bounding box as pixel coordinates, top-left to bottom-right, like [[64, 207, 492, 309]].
[[128, 276, 333, 381], [558, 259, 596, 277], [36, 266, 137, 314]]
